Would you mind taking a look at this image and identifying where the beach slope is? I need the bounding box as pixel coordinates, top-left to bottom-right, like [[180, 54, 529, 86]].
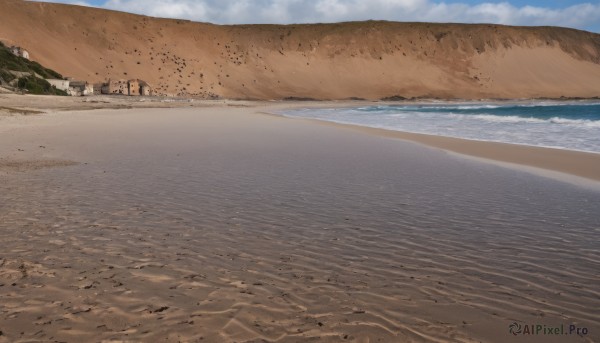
[[0, 104, 599, 342]]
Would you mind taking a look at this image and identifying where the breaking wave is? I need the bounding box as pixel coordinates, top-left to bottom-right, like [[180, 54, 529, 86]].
[[282, 102, 600, 153]]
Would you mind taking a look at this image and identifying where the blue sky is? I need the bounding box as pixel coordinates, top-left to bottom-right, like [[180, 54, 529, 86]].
[[36, 0, 600, 32]]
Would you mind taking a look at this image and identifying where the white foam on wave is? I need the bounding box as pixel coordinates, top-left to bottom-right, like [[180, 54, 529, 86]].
[[429, 105, 502, 110], [446, 114, 545, 123], [362, 104, 503, 111], [413, 113, 600, 127], [549, 117, 600, 127], [281, 103, 600, 153]]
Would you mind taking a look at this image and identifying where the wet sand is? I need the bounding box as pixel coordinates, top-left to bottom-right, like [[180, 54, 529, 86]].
[[291, 118, 600, 184], [0, 104, 599, 342]]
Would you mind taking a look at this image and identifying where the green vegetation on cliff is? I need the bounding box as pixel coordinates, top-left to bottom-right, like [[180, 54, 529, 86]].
[[16, 75, 68, 96], [0, 41, 66, 95]]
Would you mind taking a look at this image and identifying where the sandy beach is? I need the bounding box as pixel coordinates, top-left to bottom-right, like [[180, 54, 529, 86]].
[[0, 97, 599, 342]]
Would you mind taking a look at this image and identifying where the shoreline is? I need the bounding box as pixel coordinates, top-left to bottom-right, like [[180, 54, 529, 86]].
[[1, 93, 600, 110], [273, 115, 600, 185], [2, 94, 599, 186]]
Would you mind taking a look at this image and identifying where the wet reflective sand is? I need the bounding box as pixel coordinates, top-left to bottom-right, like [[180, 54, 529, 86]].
[[0, 107, 599, 342]]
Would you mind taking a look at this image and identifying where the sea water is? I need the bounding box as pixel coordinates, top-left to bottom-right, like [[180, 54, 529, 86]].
[[282, 102, 600, 153]]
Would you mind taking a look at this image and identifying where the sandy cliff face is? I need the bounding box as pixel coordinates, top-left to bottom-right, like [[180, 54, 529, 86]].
[[1, 0, 599, 99]]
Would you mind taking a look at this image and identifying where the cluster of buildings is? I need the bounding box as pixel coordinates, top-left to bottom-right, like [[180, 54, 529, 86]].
[[46, 79, 93, 96], [4, 42, 153, 97], [100, 79, 153, 96], [47, 78, 153, 97]]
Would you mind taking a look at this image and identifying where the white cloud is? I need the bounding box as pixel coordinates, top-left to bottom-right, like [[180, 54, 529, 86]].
[[32, 0, 600, 31]]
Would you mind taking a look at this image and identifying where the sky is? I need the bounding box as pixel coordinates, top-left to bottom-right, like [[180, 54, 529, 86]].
[[34, 0, 600, 32]]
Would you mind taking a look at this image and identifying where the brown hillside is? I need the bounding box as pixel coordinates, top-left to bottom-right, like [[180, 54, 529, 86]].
[[1, 0, 599, 99]]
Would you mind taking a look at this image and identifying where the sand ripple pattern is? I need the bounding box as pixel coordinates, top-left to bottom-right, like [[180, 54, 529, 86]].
[[0, 110, 599, 342]]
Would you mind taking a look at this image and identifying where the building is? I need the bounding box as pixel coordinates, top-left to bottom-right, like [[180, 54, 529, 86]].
[[100, 79, 152, 96], [10, 46, 29, 60], [128, 79, 140, 96], [69, 81, 94, 96], [93, 83, 104, 95], [140, 81, 153, 96], [46, 79, 70, 92], [104, 79, 129, 95]]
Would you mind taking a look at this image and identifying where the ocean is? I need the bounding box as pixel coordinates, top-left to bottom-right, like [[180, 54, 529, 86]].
[[282, 102, 600, 153]]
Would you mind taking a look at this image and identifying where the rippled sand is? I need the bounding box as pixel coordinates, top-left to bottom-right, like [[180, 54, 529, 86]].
[[0, 106, 599, 342]]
